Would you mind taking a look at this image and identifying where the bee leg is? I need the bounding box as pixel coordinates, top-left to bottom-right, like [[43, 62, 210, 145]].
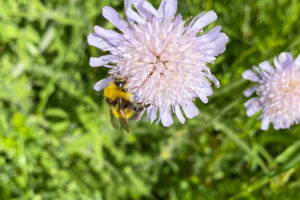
[[136, 107, 145, 112], [144, 104, 150, 108], [130, 103, 141, 112]]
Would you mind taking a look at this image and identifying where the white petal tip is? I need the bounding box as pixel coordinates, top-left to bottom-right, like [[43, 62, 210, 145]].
[[189, 11, 217, 32], [93, 77, 112, 91], [175, 105, 186, 124], [89, 55, 114, 67], [182, 102, 200, 119], [242, 70, 260, 82], [161, 109, 173, 127]]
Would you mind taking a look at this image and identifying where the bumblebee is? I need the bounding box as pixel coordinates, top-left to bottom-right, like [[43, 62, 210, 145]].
[[103, 76, 146, 133]]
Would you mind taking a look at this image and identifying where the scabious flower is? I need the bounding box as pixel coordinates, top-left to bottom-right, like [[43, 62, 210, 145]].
[[88, 0, 228, 126], [243, 52, 300, 130]]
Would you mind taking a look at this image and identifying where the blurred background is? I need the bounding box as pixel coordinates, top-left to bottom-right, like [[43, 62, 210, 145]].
[[1, 0, 300, 199]]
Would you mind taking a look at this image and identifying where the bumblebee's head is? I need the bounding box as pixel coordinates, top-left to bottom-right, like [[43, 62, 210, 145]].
[[113, 76, 127, 88]]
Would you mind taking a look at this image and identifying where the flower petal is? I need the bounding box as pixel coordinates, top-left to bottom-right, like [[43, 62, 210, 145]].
[[175, 104, 185, 124], [189, 11, 217, 32], [93, 76, 113, 91], [147, 106, 157, 123], [94, 26, 122, 41], [208, 75, 220, 88], [102, 6, 129, 32], [158, 0, 177, 21], [259, 61, 274, 73], [261, 117, 270, 130], [273, 57, 281, 70], [273, 121, 281, 130], [142, 1, 159, 17], [199, 32, 229, 56], [125, 0, 143, 12], [126, 0, 158, 18], [125, 7, 145, 24], [124, 0, 146, 24], [155, 116, 161, 125], [124, 0, 142, 9], [90, 55, 115, 67], [197, 26, 221, 43], [182, 101, 199, 119], [160, 108, 173, 127], [244, 86, 258, 97], [187, 12, 205, 30], [87, 33, 111, 50], [242, 70, 260, 82], [245, 98, 261, 117], [295, 54, 300, 68], [200, 86, 213, 97], [198, 95, 208, 104], [278, 52, 294, 68]]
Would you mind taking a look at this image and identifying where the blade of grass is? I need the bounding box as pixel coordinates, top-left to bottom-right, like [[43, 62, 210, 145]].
[[214, 121, 270, 174]]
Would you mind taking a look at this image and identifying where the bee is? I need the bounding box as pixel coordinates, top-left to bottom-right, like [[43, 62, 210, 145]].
[[103, 76, 146, 133]]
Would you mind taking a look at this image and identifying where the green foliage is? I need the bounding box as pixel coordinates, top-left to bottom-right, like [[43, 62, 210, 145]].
[[1, 0, 300, 199]]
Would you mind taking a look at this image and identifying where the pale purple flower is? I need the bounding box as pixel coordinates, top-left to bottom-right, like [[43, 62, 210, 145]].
[[88, 0, 228, 127], [243, 52, 300, 130]]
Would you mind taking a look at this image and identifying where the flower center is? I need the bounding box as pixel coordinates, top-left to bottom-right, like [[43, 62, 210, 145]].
[[280, 70, 300, 94], [288, 80, 299, 90]]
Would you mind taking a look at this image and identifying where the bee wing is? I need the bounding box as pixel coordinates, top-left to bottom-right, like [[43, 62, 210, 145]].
[[118, 106, 130, 133], [117, 98, 130, 133], [110, 108, 120, 130]]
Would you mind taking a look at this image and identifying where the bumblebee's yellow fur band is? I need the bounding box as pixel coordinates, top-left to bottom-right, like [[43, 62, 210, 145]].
[[104, 82, 131, 101]]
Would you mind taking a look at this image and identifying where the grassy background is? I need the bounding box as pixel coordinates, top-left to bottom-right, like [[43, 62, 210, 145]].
[[1, 0, 300, 199]]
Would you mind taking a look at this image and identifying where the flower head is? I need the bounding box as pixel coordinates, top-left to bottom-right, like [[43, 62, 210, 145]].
[[243, 52, 300, 130], [88, 0, 228, 126]]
